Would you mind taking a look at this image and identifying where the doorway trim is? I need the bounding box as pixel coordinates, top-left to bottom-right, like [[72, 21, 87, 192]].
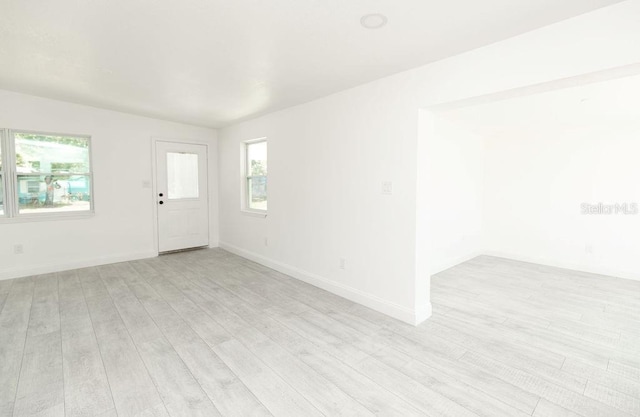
[[150, 136, 213, 256]]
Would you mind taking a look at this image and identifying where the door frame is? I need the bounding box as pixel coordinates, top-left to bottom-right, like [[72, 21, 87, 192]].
[[150, 137, 212, 255]]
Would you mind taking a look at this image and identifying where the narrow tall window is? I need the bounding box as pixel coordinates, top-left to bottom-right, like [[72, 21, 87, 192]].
[[244, 139, 267, 212], [0, 131, 5, 216]]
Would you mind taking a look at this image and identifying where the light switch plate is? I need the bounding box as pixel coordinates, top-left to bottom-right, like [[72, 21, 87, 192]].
[[381, 181, 393, 195]]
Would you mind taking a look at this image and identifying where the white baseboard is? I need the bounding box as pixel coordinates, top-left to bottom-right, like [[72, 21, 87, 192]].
[[0, 251, 158, 281], [430, 250, 484, 275], [414, 301, 433, 324], [483, 250, 640, 282], [219, 241, 431, 325]]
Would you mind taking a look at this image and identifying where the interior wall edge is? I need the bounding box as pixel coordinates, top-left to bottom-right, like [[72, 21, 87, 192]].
[[219, 241, 432, 326], [414, 301, 433, 326]]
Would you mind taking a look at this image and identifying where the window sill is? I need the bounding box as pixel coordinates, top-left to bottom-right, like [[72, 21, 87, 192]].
[[240, 209, 267, 218], [0, 211, 95, 224]]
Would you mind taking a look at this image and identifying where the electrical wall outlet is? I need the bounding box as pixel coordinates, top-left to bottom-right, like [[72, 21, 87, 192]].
[[14, 244, 24, 255], [339, 258, 346, 270]]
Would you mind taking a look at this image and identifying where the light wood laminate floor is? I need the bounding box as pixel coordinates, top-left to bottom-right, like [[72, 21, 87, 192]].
[[1, 249, 639, 417]]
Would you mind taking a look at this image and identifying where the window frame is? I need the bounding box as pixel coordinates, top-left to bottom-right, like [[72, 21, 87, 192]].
[[241, 137, 267, 216], [0, 128, 95, 222], [0, 129, 6, 218]]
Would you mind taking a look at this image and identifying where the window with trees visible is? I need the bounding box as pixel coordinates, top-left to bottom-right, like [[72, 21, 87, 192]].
[[244, 139, 267, 212], [0, 129, 93, 218]]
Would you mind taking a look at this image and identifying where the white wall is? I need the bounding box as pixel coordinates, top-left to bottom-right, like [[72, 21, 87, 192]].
[[424, 114, 484, 275], [483, 125, 640, 281], [434, 71, 640, 281], [218, 83, 422, 323], [0, 90, 218, 279], [218, 1, 640, 324]]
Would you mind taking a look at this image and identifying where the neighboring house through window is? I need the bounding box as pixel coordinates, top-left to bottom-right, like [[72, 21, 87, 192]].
[[0, 129, 93, 219]]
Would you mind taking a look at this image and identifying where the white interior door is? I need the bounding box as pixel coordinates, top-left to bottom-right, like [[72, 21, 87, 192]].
[[156, 141, 209, 252]]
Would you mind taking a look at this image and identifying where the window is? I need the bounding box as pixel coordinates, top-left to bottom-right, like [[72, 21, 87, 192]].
[[0, 131, 4, 216], [244, 139, 267, 212], [0, 129, 93, 218], [167, 152, 199, 199]]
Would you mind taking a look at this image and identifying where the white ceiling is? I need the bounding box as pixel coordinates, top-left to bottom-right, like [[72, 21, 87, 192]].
[[439, 72, 640, 136], [0, 0, 623, 128]]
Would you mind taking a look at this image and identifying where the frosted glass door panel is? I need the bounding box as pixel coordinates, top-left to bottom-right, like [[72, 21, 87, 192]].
[[167, 152, 199, 199]]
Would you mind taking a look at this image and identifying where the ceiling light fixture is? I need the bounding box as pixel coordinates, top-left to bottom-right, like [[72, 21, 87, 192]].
[[360, 13, 388, 29]]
